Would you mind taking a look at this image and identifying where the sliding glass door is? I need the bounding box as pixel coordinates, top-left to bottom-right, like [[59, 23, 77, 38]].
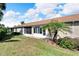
[[34, 26, 46, 35], [24, 27, 32, 34]]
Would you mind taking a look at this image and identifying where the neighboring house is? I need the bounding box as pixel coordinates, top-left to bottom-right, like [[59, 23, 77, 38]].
[[11, 14, 79, 38]]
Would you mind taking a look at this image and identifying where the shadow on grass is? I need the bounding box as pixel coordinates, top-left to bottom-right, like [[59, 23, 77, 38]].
[[4, 40, 20, 42], [0, 34, 21, 43]]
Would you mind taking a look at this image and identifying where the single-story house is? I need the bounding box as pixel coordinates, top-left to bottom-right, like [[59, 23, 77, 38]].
[[11, 14, 79, 38]]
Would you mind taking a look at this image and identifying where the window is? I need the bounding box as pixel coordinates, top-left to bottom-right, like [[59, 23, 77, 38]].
[[24, 27, 32, 34], [39, 28, 42, 33], [74, 21, 79, 26], [34, 26, 42, 34], [34, 27, 38, 33], [33, 26, 46, 35]]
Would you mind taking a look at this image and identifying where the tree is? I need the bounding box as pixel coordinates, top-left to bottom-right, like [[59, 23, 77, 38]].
[[21, 21, 24, 24], [0, 24, 7, 40], [42, 21, 70, 42], [0, 4, 7, 40], [0, 3, 6, 21]]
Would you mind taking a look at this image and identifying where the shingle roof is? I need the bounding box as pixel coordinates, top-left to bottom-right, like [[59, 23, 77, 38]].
[[14, 14, 79, 27]]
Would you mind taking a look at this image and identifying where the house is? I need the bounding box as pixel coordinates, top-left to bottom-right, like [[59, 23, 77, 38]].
[[12, 14, 79, 38]]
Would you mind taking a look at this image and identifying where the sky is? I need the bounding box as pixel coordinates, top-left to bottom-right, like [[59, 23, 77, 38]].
[[1, 3, 79, 27]]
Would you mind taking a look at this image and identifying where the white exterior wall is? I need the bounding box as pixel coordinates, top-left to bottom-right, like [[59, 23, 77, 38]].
[[16, 28, 21, 32], [32, 33, 47, 38], [57, 26, 79, 38], [22, 27, 24, 34], [70, 26, 79, 38], [14, 22, 79, 39], [23, 26, 47, 38], [58, 31, 70, 39], [13, 28, 17, 32], [23, 26, 79, 39]]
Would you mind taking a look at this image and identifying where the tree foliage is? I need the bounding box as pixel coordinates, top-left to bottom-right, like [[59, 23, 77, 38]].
[[0, 3, 7, 40], [42, 21, 70, 42], [0, 24, 7, 40], [0, 3, 6, 21]]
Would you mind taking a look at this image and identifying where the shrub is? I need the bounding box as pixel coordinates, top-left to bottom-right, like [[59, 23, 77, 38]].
[[11, 32, 21, 35], [0, 27, 7, 40], [57, 37, 77, 50], [71, 38, 79, 50]]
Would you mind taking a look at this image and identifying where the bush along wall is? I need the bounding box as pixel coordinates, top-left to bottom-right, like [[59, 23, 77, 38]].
[[57, 37, 77, 50]]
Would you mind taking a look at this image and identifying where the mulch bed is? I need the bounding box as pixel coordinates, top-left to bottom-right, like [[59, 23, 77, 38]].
[[46, 39, 56, 45]]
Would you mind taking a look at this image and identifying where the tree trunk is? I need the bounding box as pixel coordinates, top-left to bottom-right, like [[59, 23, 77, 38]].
[[48, 28, 52, 40], [53, 30, 58, 42]]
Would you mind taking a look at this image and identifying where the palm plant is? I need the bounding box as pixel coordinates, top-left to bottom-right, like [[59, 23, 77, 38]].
[[42, 21, 70, 42], [0, 3, 6, 21]]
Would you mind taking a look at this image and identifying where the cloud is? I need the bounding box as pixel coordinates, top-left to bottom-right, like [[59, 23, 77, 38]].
[[35, 3, 58, 10], [24, 3, 60, 22], [1, 10, 21, 27], [24, 13, 43, 22], [0, 3, 63, 27], [1, 18, 19, 27], [2, 3, 79, 27], [3, 10, 20, 19], [45, 14, 62, 19], [25, 9, 36, 17], [61, 3, 79, 15], [35, 3, 58, 15]]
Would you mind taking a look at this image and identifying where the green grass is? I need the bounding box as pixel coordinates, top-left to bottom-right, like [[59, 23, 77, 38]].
[[0, 35, 79, 56]]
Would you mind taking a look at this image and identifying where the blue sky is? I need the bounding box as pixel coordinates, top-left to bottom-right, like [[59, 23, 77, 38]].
[[1, 3, 79, 27], [6, 3, 35, 13]]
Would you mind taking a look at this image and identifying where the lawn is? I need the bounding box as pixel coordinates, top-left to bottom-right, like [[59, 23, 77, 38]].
[[0, 35, 79, 56]]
